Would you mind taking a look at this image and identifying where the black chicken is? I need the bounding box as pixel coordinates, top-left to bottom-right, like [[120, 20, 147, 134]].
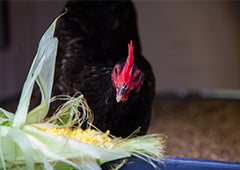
[[52, 0, 155, 137]]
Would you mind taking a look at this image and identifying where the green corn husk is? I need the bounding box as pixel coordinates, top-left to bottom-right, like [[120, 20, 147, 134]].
[[0, 13, 165, 170]]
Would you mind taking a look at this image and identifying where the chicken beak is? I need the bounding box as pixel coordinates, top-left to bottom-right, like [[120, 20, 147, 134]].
[[116, 94, 123, 103], [116, 87, 124, 103]]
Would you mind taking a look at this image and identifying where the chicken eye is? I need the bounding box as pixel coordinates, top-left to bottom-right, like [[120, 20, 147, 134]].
[[114, 68, 118, 75]]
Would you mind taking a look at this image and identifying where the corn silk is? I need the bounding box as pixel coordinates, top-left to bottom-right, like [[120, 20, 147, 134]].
[[0, 13, 165, 170]]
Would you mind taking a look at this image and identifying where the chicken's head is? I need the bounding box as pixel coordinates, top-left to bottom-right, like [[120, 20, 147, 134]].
[[111, 40, 144, 102]]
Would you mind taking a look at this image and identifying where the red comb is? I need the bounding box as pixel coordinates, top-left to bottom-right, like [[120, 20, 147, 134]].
[[120, 40, 134, 84], [127, 40, 134, 68]]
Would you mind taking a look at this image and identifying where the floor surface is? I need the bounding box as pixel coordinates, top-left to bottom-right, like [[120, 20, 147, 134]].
[[148, 98, 240, 163]]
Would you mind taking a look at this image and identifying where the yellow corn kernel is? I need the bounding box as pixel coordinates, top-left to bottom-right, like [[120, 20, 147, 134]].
[[40, 127, 113, 149]]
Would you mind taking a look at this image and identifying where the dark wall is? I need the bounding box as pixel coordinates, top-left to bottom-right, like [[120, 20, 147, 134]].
[[1, 1, 240, 100]]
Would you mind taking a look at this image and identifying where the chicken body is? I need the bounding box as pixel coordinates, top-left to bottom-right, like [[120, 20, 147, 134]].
[[53, 0, 155, 137]]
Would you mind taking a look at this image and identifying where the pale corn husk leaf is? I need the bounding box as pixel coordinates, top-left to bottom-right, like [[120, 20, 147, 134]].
[[0, 13, 63, 169], [7, 128, 34, 169], [0, 126, 15, 169], [0, 108, 14, 126], [13, 12, 64, 128]]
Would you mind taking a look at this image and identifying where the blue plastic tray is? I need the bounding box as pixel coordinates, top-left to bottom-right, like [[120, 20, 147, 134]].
[[120, 157, 240, 170]]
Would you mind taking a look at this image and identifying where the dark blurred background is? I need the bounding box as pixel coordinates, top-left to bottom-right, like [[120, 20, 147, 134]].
[[1, 1, 240, 100], [0, 1, 240, 163]]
